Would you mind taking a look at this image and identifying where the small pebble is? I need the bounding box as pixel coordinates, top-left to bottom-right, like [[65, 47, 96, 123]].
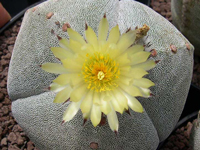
[[8, 145, 20, 150], [1, 137, 7, 146], [2, 106, 9, 115], [27, 141, 35, 150], [7, 132, 17, 142], [0, 93, 4, 100], [2, 97, 11, 105], [16, 135, 24, 145]]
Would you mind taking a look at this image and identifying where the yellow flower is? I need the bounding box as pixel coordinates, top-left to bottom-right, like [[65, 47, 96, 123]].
[[42, 15, 156, 132]]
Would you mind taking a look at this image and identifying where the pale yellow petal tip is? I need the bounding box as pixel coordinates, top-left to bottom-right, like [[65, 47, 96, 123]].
[[91, 105, 101, 127], [70, 95, 80, 102], [92, 122, 99, 127], [53, 99, 57, 103], [139, 107, 144, 113], [91, 117, 101, 127]]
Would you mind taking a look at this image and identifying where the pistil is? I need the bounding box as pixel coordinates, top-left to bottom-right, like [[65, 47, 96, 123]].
[[97, 71, 105, 80]]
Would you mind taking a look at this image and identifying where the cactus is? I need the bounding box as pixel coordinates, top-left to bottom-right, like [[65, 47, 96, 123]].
[[171, 0, 200, 56], [190, 111, 200, 150], [8, 0, 194, 149]]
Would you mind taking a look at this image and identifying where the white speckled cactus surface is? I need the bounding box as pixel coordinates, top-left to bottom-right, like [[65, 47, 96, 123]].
[[7, 0, 194, 149], [190, 113, 200, 150], [171, 0, 200, 56]]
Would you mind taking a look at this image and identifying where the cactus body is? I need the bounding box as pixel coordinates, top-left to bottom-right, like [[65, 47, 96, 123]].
[[171, 0, 200, 55], [8, 0, 194, 149], [190, 112, 200, 150]]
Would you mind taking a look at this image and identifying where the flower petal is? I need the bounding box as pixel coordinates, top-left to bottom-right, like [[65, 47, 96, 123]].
[[100, 99, 111, 115], [107, 25, 120, 44], [41, 63, 68, 74], [69, 39, 82, 53], [119, 76, 132, 85], [117, 30, 136, 53], [90, 104, 101, 127], [81, 43, 95, 54], [106, 45, 120, 59], [80, 90, 93, 113], [126, 45, 144, 56], [85, 25, 98, 47], [99, 41, 109, 53], [50, 83, 66, 92], [93, 92, 101, 105], [110, 93, 124, 114], [131, 68, 148, 79], [113, 88, 128, 110], [54, 86, 72, 103], [116, 53, 131, 67], [130, 51, 151, 65], [124, 93, 144, 113], [59, 38, 71, 51], [83, 111, 90, 120], [102, 91, 113, 101], [63, 101, 81, 122], [107, 104, 119, 132], [70, 84, 88, 102], [121, 68, 148, 79], [132, 60, 156, 71], [98, 15, 109, 42], [50, 47, 74, 60], [133, 78, 155, 88], [118, 82, 142, 97], [67, 28, 86, 45], [139, 87, 151, 98], [120, 66, 131, 72], [61, 59, 82, 71], [53, 74, 71, 85], [70, 74, 84, 88]]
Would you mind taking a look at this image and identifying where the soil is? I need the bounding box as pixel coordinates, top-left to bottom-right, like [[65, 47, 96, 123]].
[[0, 0, 199, 150]]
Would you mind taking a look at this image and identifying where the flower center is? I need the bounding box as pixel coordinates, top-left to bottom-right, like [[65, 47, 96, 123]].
[[82, 52, 120, 92]]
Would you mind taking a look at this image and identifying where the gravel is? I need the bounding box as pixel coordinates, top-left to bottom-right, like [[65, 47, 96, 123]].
[[0, 0, 199, 149], [0, 18, 38, 150], [160, 120, 196, 150]]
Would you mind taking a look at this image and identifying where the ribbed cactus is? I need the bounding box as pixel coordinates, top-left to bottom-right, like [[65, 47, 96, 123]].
[[190, 111, 200, 150], [171, 0, 200, 55], [8, 0, 194, 149]]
